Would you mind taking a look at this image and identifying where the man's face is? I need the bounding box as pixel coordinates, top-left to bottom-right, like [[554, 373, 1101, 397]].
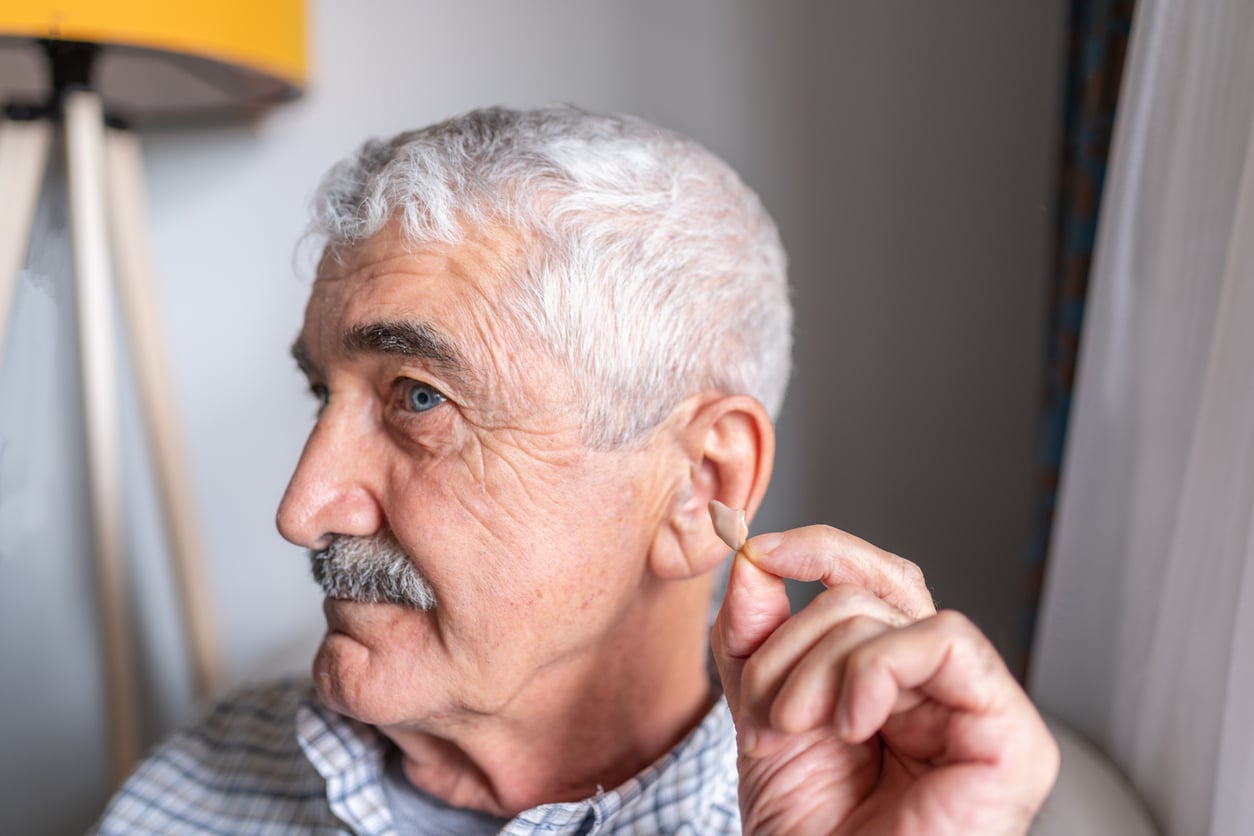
[[276, 223, 680, 729]]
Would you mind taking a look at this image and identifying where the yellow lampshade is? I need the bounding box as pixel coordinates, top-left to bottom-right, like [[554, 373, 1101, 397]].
[[0, 1, 307, 122]]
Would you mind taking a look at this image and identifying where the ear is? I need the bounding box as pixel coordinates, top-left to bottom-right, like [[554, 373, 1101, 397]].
[[648, 393, 775, 580]]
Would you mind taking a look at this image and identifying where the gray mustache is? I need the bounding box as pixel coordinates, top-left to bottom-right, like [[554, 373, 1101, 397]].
[[309, 532, 437, 610]]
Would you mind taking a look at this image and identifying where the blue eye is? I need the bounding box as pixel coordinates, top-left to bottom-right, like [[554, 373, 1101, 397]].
[[404, 381, 446, 413]]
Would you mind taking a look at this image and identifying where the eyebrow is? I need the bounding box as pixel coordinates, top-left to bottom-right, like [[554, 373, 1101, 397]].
[[290, 319, 474, 387], [290, 339, 317, 378]]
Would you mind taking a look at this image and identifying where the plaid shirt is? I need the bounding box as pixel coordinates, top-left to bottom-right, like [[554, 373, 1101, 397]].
[[93, 680, 741, 834]]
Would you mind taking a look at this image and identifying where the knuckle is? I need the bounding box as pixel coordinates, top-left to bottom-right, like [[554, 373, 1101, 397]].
[[835, 613, 882, 637], [843, 635, 888, 677], [932, 609, 1006, 677], [828, 614, 893, 654]]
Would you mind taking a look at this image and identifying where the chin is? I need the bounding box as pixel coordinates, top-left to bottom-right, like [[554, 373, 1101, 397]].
[[311, 628, 376, 721], [310, 611, 442, 728]]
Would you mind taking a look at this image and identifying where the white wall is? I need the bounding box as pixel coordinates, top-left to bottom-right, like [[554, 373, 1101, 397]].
[[0, 2, 1063, 832]]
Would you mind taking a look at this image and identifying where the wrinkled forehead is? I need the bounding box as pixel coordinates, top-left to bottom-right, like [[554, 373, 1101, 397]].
[[301, 221, 568, 409], [313, 218, 528, 294]]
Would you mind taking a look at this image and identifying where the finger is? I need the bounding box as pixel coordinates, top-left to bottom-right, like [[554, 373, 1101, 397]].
[[739, 584, 911, 731], [768, 613, 897, 735], [744, 526, 935, 619], [833, 611, 1062, 817], [835, 610, 1018, 746], [711, 552, 791, 713]]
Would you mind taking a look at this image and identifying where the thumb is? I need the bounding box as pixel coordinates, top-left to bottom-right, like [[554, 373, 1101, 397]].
[[711, 541, 791, 713]]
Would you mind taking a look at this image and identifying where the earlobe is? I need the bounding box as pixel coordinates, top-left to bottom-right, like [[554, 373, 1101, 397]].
[[648, 393, 775, 581]]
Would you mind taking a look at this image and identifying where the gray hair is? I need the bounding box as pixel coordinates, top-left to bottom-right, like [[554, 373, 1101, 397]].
[[309, 105, 792, 448], [310, 532, 437, 610]]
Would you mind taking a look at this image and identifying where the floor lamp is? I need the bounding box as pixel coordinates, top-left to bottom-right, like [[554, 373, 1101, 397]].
[[0, 4, 306, 787]]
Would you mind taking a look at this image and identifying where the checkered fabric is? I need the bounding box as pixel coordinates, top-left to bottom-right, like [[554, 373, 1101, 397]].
[[93, 680, 741, 834]]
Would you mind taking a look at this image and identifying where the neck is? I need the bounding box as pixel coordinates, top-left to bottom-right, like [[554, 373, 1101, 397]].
[[378, 577, 718, 816]]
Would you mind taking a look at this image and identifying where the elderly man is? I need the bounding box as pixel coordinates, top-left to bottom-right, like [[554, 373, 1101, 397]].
[[96, 106, 1057, 834]]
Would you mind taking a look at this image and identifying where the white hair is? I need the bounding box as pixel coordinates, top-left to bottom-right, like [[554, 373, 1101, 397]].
[[310, 105, 792, 448]]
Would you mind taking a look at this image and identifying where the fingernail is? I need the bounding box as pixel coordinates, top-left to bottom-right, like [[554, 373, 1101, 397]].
[[747, 532, 783, 555]]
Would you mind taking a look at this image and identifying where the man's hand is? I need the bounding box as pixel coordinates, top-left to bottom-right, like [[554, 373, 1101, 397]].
[[710, 526, 1059, 835]]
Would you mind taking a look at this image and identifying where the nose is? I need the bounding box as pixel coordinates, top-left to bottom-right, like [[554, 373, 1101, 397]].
[[276, 408, 383, 550]]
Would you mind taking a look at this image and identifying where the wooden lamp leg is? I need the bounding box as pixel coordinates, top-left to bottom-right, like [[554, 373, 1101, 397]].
[[105, 125, 224, 700], [63, 89, 141, 788], [0, 116, 53, 357]]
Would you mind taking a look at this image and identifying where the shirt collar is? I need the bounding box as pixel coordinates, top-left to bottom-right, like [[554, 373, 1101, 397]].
[[295, 691, 738, 834]]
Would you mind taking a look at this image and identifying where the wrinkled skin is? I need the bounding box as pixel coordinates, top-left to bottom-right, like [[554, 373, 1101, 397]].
[[278, 222, 1059, 826], [712, 526, 1060, 834], [277, 224, 717, 813]]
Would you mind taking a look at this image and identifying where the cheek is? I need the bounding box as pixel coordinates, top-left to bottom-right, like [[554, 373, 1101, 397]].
[[443, 433, 575, 548], [386, 432, 654, 620], [382, 448, 530, 601], [384, 423, 494, 530]]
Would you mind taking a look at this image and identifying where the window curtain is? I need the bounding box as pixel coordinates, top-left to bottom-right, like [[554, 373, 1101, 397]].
[[1030, 0, 1254, 833], [1028, 0, 1135, 672]]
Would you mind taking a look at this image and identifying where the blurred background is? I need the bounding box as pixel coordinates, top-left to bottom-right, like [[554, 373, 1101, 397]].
[[0, 2, 1068, 832]]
